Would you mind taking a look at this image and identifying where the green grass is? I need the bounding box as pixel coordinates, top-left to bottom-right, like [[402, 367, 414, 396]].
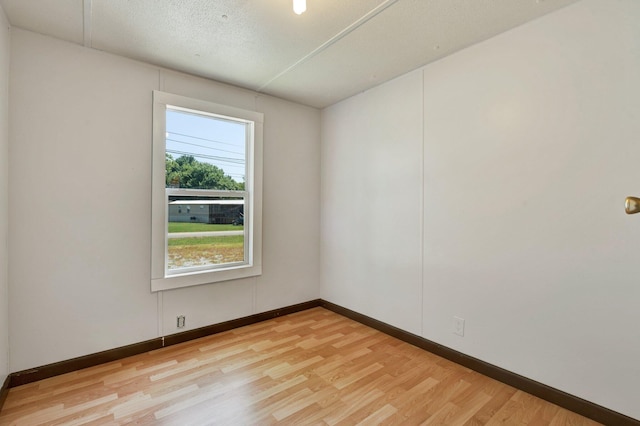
[[168, 235, 244, 246], [168, 222, 243, 233], [167, 226, 245, 269]]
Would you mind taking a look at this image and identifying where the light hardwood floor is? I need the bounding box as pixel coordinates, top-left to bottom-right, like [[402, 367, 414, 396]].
[[0, 308, 601, 425]]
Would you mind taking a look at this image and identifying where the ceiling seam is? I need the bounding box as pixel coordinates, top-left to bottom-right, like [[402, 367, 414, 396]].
[[83, 0, 92, 47], [256, 0, 400, 92]]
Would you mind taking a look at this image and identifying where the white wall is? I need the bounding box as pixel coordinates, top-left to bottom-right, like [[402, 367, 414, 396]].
[[9, 30, 320, 371], [321, 70, 424, 335], [321, 0, 640, 420], [0, 5, 10, 386]]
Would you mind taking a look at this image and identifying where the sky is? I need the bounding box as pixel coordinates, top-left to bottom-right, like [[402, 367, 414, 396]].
[[166, 108, 247, 183]]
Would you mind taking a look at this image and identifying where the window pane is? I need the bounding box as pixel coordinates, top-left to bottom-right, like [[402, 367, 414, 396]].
[[152, 91, 262, 291], [166, 109, 246, 190], [167, 195, 245, 271]]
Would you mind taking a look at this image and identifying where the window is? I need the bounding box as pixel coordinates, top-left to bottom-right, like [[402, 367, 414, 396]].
[[151, 91, 263, 291]]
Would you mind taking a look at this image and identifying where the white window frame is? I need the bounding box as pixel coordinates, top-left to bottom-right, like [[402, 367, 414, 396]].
[[151, 91, 263, 292]]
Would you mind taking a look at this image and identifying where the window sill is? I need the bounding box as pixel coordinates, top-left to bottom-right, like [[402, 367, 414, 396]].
[[151, 263, 262, 292]]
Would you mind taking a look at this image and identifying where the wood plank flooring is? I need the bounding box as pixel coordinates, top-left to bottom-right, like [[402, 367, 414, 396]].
[[0, 308, 601, 425]]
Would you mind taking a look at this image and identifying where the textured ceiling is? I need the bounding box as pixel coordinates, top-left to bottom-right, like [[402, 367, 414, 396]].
[[0, 0, 579, 108]]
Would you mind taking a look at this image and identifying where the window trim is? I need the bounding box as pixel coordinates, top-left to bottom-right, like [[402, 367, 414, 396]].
[[151, 91, 263, 292]]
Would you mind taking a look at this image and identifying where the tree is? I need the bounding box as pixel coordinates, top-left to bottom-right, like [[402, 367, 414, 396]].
[[165, 154, 244, 190]]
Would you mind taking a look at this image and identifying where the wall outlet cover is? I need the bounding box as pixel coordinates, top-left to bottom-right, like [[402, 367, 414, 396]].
[[453, 316, 465, 337]]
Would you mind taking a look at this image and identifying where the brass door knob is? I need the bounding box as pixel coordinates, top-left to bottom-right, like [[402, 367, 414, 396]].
[[625, 196, 640, 214]]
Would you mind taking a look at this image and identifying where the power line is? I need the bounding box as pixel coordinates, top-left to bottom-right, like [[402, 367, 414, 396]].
[[166, 149, 246, 165], [166, 138, 244, 156], [167, 131, 241, 148]]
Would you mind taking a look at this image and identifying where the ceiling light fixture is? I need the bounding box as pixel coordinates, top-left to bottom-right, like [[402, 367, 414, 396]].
[[293, 0, 306, 15]]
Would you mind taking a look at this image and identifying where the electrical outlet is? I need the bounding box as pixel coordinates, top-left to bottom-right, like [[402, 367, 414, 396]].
[[453, 316, 465, 337], [177, 315, 186, 328]]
